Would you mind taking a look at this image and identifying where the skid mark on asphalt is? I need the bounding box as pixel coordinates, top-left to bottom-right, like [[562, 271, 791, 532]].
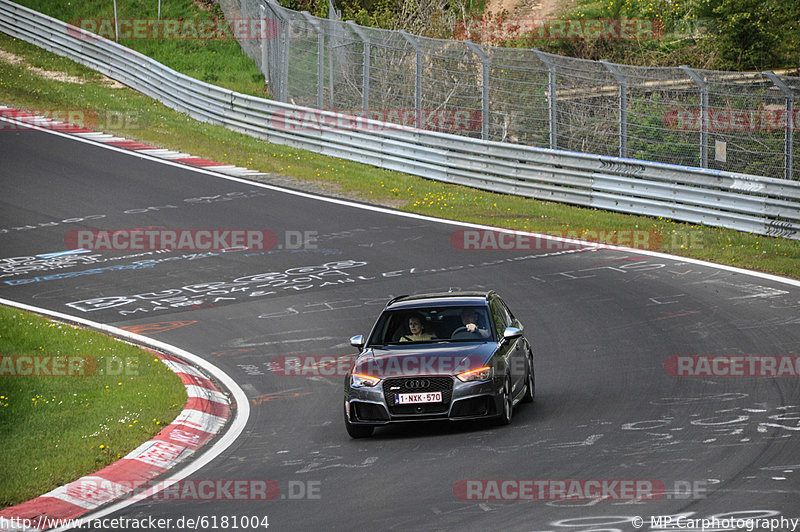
[[249, 391, 314, 407], [294, 455, 378, 473], [120, 320, 198, 334], [211, 347, 258, 357], [227, 336, 340, 348]]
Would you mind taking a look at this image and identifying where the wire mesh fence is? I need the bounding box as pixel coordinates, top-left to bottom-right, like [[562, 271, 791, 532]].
[[220, 0, 798, 180]]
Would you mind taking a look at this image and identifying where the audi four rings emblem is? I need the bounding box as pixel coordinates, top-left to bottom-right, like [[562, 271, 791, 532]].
[[405, 379, 430, 389]]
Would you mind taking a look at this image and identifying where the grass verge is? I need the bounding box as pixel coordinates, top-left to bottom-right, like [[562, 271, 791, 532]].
[[0, 305, 186, 507], [1, 29, 797, 278]]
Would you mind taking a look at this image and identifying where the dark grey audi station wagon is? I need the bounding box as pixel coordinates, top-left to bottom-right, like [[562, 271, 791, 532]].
[[344, 291, 534, 438]]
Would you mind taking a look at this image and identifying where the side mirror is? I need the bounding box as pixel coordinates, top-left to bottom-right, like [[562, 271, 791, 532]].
[[502, 327, 523, 342], [349, 334, 365, 350]]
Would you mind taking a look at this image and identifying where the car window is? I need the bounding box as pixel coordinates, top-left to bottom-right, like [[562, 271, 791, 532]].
[[490, 299, 512, 336], [367, 306, 492, 344], [499, 299, 515, 322]]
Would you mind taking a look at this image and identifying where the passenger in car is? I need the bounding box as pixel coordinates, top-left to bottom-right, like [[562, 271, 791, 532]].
[[400, 313, 437, 342]]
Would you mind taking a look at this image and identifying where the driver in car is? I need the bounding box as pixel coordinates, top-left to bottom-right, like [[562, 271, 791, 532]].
[[460, 308, 489, 338]]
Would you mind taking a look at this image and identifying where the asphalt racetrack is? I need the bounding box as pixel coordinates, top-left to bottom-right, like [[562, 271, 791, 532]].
[[2, 126, 800, 531]]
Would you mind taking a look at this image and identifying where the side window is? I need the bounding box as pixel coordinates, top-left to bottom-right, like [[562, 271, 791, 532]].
[[490, 300, 510, 337], [499, 299, 515, 324]]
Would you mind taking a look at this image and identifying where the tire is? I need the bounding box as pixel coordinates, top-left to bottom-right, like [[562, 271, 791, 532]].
[[344, 405, 374, 438], [522, 354, 535, 404], [495, 377, 513, 425]]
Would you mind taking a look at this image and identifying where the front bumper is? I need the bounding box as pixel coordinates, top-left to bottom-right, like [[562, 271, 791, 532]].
[[345, 375, 501, 424]]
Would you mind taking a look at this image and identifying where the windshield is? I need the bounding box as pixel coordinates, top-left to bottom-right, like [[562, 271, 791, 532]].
[[367, 306, 493, 345]]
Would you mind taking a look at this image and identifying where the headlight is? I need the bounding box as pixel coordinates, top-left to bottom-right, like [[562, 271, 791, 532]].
[[456, 366, 493, 382], [351, 373, 381, 387]]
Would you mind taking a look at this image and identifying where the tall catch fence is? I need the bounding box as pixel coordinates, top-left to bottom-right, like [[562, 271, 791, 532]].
[[226, 0, 799, 181]]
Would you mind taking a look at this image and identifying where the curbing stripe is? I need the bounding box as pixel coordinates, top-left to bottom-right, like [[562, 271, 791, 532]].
[[150, 424, 216, 450], [174, 372, 218, 390], [169, 408, 227, 434], [0, 297, 249, 532], [161, 359, 206, 378], [185, 384, 228, 404], [0, 108, 265, 178]]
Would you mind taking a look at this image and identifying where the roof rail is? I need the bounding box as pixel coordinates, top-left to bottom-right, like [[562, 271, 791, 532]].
[[386, 294, 409, 306]]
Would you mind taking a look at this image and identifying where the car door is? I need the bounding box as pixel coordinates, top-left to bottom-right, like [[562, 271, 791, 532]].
[[490, 297, 524, 398]]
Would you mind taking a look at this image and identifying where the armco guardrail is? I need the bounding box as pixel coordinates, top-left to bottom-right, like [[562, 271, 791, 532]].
[[1, 0, 799, 240]]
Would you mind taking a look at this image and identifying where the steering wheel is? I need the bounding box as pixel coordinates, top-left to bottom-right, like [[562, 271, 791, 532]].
[[451, 326, 482, 340]]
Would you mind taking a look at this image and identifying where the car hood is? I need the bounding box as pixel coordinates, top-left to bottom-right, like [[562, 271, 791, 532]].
[[353, 342, 497, 378]]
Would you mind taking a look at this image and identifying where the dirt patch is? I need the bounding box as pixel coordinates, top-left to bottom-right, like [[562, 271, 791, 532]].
[[483, 0, 577, 25], [0, 49, 125, 88], [477, 0, 577, 45], [192, 0, 216, 12]]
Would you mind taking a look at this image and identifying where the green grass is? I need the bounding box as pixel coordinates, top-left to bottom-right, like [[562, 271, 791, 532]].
[[1, 29, 798, 279], [0, 306, 186, 507], [14, 0, 267, 96]]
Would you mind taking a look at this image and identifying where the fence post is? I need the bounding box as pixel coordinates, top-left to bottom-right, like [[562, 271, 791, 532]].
[[260, 4, 269, 85], [301, 11, 324, 109], [400, 30, 422, 129], [764, 71, 794, 181], [465, 41, 489, 141], [601, 59, 627, 158], [346, 21, 370, 114], [533, 49, 557, 150], [680, 65, 708, 168], [266, 1, 291, 103]]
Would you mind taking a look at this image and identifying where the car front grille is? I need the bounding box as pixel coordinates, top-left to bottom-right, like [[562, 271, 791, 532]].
[[382, 376, 453, 415]]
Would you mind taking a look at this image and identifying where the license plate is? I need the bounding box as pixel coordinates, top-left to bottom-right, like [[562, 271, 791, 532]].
[[395, 392, 442, 404]]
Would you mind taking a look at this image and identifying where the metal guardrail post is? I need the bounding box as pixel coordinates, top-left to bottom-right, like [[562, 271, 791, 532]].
[[400, 30, 422, 129], [681, 65, 709, 168], [764, 71, 795, 181], [465, 41, 489, 141], [301, 11, 324, 110], [601, 60, 627, 159], [533, 49, 557, 150], [346, 21, 370, 114]]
